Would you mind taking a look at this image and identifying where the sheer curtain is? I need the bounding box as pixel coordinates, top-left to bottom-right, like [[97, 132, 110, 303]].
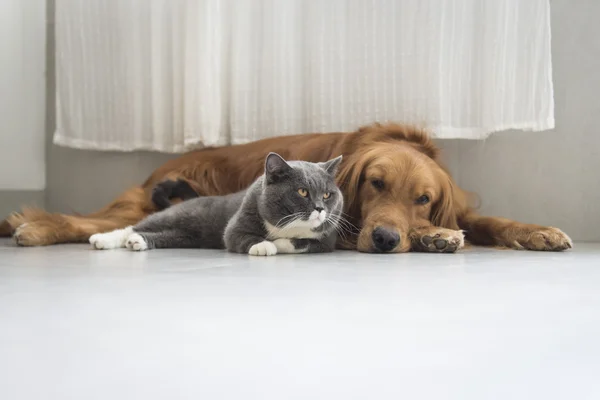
[[54, 0, 554, 153]]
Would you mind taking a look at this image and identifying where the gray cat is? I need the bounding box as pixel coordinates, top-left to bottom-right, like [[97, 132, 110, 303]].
[[89, 153, 344, 256]]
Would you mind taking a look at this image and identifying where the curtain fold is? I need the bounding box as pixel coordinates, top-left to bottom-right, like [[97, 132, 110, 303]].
[[54, 0, 554, 152]]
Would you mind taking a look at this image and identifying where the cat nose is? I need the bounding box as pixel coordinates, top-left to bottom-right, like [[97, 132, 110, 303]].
[[314, 206, 324, 212]]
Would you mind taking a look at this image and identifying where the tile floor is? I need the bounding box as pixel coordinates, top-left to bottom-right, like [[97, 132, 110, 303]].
[[1, 239, 599, 400]]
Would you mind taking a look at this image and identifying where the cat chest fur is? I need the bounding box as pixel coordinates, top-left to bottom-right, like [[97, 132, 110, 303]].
[[263, 220, 324, 240]]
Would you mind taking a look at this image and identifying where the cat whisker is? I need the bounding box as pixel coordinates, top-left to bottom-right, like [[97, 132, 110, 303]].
[[338, 214, 360, 228], [337, 220, 359, 234], [329, 222, 348, 241], [274, 212, 305, 228], [324, 215, 356, 241], [336, 222, 358, 234], [277, 214, 306, 231], [327, 218, 358, 241], [322, 217, 342, 236], [328, 214, 359, 232], [339, 212, 361, 227]]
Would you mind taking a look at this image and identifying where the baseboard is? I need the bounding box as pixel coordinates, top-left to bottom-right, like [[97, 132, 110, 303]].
[[0, 190, 45, 218]]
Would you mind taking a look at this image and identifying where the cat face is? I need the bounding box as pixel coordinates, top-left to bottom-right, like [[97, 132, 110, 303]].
[[260, 153, 344, 234]]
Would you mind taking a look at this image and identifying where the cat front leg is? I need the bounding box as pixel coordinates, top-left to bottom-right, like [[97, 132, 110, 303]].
[[277, 237, 336, 254], [124, 230, 205, 251], [225, 233, 278, 256], [272, 238, 306, 254]]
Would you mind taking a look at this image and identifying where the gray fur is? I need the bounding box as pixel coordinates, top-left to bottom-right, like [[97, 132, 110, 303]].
[[131, 153, 344, 254]]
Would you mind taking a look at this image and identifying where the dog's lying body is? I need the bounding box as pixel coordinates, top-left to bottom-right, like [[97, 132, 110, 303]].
[[3, 123, 572, 252]]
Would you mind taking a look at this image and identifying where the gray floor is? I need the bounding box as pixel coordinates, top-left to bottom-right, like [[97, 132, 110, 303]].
[[1, 239, 599, 400]]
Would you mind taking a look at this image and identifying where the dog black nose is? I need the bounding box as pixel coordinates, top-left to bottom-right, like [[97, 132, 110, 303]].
[[372, 227, 400, 252], [315, 207, 324, 212]]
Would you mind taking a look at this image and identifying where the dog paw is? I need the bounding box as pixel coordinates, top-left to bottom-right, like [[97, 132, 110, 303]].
[[508, 227, 572, 251], [13, 223, 28, 246], [248, 241, 278, 256], [412, 228, 464, 253], [125, 233, 148, 251], [8, 209, 64, 246]]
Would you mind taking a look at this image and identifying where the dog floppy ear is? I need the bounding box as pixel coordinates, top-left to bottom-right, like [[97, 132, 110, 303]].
[[335, 149, 377, 221], [430, 170, 469, 230]]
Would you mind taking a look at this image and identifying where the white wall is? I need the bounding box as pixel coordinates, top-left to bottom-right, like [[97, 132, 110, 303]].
[[0, 0, 46, 190], [441, 0, 600, 242], [43, 0, 600, 241]]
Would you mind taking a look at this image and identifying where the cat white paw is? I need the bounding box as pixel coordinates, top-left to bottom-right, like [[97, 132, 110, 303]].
[[125, 233, 148, 251], [248, 240, 278, 256], [89, 226, 133, 250], [89, 233, 110, 250]]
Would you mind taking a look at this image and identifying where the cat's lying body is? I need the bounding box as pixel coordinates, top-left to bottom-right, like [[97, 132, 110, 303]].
[[90, 153, 344, 256]]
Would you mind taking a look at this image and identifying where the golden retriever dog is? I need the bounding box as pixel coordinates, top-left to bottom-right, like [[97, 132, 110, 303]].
[[2, 123, 572, 253]]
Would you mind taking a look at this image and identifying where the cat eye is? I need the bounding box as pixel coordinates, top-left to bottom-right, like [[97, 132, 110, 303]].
[[297, 188, 308, 197], [415, 195, 430, 205], [323, 192, 331, 199], [371, 179, 385, 190]]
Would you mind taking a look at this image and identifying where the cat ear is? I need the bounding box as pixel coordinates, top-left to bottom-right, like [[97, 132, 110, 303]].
[[265, 152, 293, 182], [319, 155, 343, 176]]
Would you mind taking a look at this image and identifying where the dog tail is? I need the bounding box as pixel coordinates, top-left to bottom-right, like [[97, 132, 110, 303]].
[[7, 186, 153, 246]]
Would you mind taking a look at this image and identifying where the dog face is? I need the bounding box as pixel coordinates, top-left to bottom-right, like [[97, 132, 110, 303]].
[[337, 125, 462, 253]]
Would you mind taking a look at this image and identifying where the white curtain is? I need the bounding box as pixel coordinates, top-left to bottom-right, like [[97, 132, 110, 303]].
[[54, 0, 554, 153]]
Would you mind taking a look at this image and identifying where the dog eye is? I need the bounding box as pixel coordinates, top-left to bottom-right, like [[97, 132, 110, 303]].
[[415, 195, 430, 205], [323, 192, 331, 199], [371, 179, 385, 190], [297, 188, 308, 197]]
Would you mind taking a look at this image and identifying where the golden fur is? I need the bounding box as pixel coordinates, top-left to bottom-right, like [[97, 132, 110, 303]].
[[3, 123, 572, 252]]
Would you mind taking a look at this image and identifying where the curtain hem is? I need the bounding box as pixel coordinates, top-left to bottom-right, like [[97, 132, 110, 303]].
[[54, 117, 556, 153], [432, 117, 556, 140], [53, 133, 204, 154]]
